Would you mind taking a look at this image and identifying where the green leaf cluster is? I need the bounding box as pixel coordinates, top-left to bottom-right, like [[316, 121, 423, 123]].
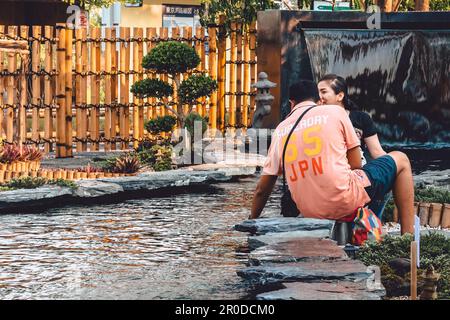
[[184, 112, 208, 138], [145, 116, 177, 135], [130, 78, 173, 99], [179, 74, 217, 104]]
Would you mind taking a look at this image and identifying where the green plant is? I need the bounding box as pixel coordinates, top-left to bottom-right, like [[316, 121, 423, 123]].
[[357, 233, 450, 299], [6, 177, 47, 189], [153, 157, 173, 172], [48, 179, 78, 190], [145, 116, 177, 135], [184, 112, 208, 140], [113, 153, 141, 174], [131, 41, 217, 128]]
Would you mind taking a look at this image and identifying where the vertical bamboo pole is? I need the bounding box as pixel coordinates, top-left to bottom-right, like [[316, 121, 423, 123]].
[[55, 24, 67, 158], [0, 26, 4, 141], [172, 26, 181, 117], [44, 26, 53, 153], [243, 30, 250, 128], [236, 22, 243, 129], [65, 27, 73, 157], [249, 21, 257, 125], [132, 27, 144, 148], [411, 241, 418, 300], [159, 27, 168, 118], [195, 27, 206, 117], [90, 27, 100, 151], [19, 26, 29, 146], [217, 15, 227, 132], [146, 27, 157, 121], [110, 27, 118, 150], [208, 25, 217, 133], [31, 26, 42, 145], [75, 28, 83, 152], [6, 26, 17, 144], [183, 26, 192, 116], [104, 27, 112, 152], [229, 21, 237, 130], [80, 27, 88, 151], [119, 27, 131, 150]]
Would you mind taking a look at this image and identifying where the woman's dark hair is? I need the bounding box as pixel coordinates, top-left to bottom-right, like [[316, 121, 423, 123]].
[[319, 74, 359, 111]]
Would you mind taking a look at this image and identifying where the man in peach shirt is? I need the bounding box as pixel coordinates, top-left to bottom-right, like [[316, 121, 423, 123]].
[[250, 80, 414, 235]]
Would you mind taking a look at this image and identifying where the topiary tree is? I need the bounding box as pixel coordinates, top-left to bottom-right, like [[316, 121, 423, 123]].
[[131, 41, 217, 129]]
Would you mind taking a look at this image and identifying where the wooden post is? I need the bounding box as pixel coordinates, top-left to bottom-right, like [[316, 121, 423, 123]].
[[208, 25, 217, 134], [19, 26, 29, 146], [217, 15, 227, 132], [110, 27, 118, 151], [236, 22, 243, 128], [0, 25, 4, 141], [90, 27, 100, 151], [6, 26, 17, 144], [159, 27, 168, 118], [75, 28, 83, 152], [411, 241, 418, 300], [104, 27, 113, 151], [172, 26, 181, 117], [415, 0, 430, 11], [133, 27, 144, 149], [119, 27, 131, 150], [249, 21, 257, 126], [183, 26, 192, 116], [229, 21, 237, 130], [55, 24, 67, 158], [195, 27, 206, 117], [65, 27, 73, 157], [243, 30, 250, 128], [31, 26, 42, 146], [44, 26, 54, 153], [146, 27, 157, 121]]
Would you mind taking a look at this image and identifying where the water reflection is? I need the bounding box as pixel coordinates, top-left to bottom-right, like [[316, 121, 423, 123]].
[[0, 177, 282, 300]]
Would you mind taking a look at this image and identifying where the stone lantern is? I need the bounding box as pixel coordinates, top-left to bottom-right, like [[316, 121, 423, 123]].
[[251, 72, 276, 129]]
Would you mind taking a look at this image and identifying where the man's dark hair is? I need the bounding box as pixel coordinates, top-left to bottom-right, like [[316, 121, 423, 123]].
[[289, 80, 320, 104]]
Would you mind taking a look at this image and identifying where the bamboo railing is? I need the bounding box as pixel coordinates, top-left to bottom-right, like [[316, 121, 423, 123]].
[[0, 20, 258, 157]]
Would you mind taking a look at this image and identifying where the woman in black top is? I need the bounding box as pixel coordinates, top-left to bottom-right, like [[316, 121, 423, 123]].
[[317, 74, 386, 165]]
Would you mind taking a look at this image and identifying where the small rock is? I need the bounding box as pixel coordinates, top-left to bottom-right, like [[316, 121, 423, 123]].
[[248, 229, 331, 250], [235, 217, 334, 235]]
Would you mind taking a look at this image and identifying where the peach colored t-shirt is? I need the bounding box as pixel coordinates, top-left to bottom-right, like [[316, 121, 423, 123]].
[[262, 102, 371, 220]]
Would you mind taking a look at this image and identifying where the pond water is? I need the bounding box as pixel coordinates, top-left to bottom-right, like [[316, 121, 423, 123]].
[[0, 177, 282, 300], [0, 151, 448, 300]]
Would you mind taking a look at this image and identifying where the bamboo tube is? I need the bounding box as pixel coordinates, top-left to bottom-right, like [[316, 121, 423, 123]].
[[119, 27, 131, 150], [60, 169, 67, 180], [183, 26, 192, 116], [418, 202, 431, 226], [249, 21, 257, 125], [6, 26, 17, 144], [243, 31, 250, 128], [65, 27, 73, 157], [0, 26, 4, 140], [90, 27, 100, 151], [75, 28, 84, 152], [44, 26, 54, 153], [229, 21, 237, 130], [32, 26, 41, 144], [0, 170, 4, 184], [208, 26, 217, 134], [132, 27, 144, 149], [429, 203, 443, 228], [56, 24, 67, 158], [0, 39, 28, 50], [74, 171, 81, 180], [195, 27, 205, 117], [236, 22, 243, 128], [393, 205, 399, 223], [80, 172, 87, 179], [171, 27, 181, 117], [80, 27, 88, 151], [104, 27, 113, 152], [441, 204, 450, 229], [217, 15, 227, 132], [19, 26, 29, 146], [88, 172, 96, 179], [146, 27, 157, 120], [110, 27, 118, 151], [30, 171, 37, 178], [5, 171, 11, 181], [159, 27, 168, 117]]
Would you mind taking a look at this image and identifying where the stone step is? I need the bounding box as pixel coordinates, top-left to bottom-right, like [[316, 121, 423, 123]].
[[235, 217, 334, 235]]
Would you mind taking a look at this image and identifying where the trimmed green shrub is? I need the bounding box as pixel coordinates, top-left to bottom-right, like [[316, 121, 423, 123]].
[[145, 115, 177, 135], [142, 41, 200, 74], [179, 74, 217, 104], [6, 177, 47, 189], [184, 112, 208, 139], [130, 78, 173, 99]]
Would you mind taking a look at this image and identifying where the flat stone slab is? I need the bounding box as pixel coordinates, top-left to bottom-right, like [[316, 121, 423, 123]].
[[0, 186, 72, 204], [248, 229, 331, 250], [257, 281, 383, 300], [74, 180, 124, 197], [249, 238, 347, 265], [238, 259, 372, 284], [235, 217, 334, 235]]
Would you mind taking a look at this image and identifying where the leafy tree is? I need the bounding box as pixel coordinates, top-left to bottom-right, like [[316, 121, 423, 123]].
[[131, 41, 217, 128], [62, 0, 141, 9]]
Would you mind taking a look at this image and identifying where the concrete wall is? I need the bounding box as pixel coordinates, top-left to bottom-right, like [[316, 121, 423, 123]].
[[120, 0, 201, 28]]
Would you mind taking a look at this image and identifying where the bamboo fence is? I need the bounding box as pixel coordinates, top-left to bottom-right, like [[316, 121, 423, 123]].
[[0, 20, 257, 157]]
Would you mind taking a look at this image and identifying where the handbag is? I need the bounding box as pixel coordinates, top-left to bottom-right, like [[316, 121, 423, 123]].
[[280, 105, 316, 217]]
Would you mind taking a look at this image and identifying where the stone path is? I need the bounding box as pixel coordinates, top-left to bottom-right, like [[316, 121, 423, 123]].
[[235, 218, 386, 300]]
